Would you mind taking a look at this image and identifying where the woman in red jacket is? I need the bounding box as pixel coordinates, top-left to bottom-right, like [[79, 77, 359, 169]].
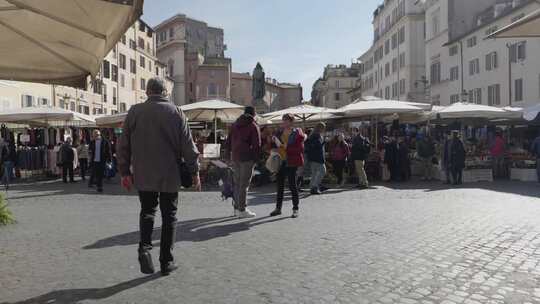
[[270, 114, 305, 218], [331, 133, 350, 187]]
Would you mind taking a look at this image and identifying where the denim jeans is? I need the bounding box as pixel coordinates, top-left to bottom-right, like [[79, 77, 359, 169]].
[[138, 191, 179, 265], [2, 161, 13, 186], [309, 162, 326, 190], [62, 162, 74, 182], [79, 158, 88, 180], [90, 161, 105, 190], [421, 157, 433, 180], [333, 160, 346, 184], [232, 161, 255, 211], [276, 164, 299, 211]]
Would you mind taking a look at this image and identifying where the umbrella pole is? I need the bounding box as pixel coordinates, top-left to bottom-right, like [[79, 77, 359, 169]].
[[375, 116, 379, 148], [214, 109, 217, 144]]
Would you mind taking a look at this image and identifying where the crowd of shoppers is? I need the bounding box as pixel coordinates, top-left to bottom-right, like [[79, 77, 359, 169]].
[[3, 76, 539, 278]]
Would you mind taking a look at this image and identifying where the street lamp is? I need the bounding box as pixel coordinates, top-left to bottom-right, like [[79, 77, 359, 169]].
[[461, 90, 469, 103]]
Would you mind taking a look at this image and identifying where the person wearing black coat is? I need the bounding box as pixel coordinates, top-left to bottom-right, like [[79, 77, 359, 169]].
[[398, 138, 411, 181], [89, 130, 112, 193], [450, 131, 466, 185], [384, 137, 400, 182], [305, 123, 326, 194], [1, 139, 17, 189], [60, 137, 75, 183]]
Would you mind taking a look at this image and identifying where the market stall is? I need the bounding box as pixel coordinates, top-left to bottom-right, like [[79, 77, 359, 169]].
[[180, 99, 244, 145], [426, 103, 532, 183], [0, 108, 96, 179], [336, 97, 427, 182]]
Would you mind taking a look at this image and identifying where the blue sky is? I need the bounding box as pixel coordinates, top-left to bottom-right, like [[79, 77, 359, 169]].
[[143, 0, 381, 100]]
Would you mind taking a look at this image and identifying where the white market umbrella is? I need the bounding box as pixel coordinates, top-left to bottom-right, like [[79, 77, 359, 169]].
[[262, 103, 342, 122], [436, 102, 517, 119], [487, 8, 540, 39], [0, 0, 143, 87], [340, 98, 424, 116], [359, 96, 432, 111], [180, 99, 244, 144]]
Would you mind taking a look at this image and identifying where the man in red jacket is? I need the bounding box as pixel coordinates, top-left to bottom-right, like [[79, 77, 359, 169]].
[[226, 106, 261, 218]]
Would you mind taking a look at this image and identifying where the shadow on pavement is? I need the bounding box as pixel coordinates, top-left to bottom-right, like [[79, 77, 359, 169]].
[[4, 177, 138, 200], [373, 180, 540, 198], [1, 273, 161, 304], [84, 215, 289, 250]]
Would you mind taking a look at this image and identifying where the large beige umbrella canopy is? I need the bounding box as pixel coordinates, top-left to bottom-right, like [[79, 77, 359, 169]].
[[95, 112, 127, 127], [180, 99, 245, 144], [0, 0, 143, 87], [487, 8, 540, 39]]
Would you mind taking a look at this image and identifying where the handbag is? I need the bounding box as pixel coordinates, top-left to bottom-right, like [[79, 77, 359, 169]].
[[265, 151, 282, 174], [178, 161, 193, 188]]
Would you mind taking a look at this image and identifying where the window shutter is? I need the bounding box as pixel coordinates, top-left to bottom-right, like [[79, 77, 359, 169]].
[[510, 44, 517, 63]]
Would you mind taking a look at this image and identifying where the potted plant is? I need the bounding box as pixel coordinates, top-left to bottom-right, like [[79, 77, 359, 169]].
[[0, 194, 15, 225]]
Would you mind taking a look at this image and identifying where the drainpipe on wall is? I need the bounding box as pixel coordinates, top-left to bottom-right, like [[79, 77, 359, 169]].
[[459, 40, 464, 97], [506, 43, 513, 107]]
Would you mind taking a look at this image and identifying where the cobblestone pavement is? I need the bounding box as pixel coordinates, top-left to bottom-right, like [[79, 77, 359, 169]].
[[2, 179, 540, 304]]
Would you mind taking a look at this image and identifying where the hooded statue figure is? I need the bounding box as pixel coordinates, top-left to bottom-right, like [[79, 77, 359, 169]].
[[252, 62, 266, 101]]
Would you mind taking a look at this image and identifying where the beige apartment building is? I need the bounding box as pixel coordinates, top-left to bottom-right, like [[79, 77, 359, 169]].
[[424, 0, 540, 107], [55, 20, 172, 115], [0, 80, 53, 111], [0, 19, 172, 115], [311, 64, 362, 109], [358, 0, 427, 103]]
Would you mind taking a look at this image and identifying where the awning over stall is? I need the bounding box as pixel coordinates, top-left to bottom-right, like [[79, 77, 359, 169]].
[[0, 107, 95, 126]]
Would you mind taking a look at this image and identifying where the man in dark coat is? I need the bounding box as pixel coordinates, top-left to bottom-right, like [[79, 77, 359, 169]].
[[384, 137, 400, 182], [226, 106, 261, 218], [60, 137, 75, 183], [416, 134, 435, 181], [117, 78, 201, 276], [398, 137, 411, 182], [89, 130, 111, 193], [305, 122, 326, 194], [442, 132, 453, 184], [450, 131, 466, 185]]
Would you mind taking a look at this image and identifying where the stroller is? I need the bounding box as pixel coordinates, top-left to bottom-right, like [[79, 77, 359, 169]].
[[212, 161, 236, 214]]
